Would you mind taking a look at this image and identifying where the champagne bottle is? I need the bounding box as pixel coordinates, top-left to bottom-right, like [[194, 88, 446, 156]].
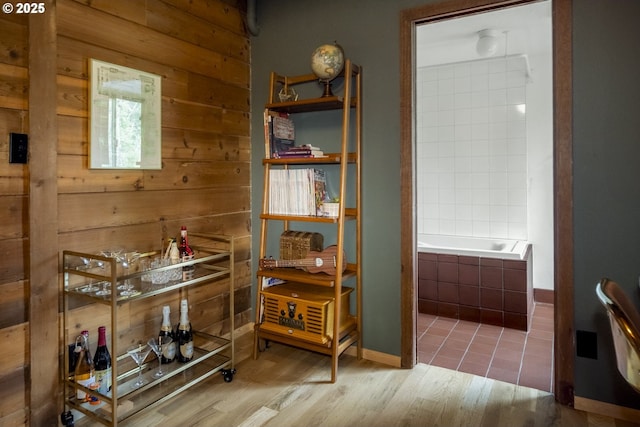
[[159, 305, 176, 363], [93, 326, 112, 394], [74, 330, 96, 402], [179, 226, 195, 280], [176, 299, 194, 362]]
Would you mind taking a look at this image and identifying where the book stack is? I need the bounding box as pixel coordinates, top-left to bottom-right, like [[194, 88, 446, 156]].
[[264, 110, 295, 158], [275, 144, 325, 158], [268, 168, 327, 216]]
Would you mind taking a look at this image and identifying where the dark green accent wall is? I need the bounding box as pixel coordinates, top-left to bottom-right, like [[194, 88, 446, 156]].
[[250, 0, 421, 356], [573, 0, 640, 409], [251, 0, 640, 410]]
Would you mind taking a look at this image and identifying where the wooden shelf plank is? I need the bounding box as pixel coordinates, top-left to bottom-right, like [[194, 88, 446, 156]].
[[256, 266, 357, 288], [254, 318, 357, 355], [266, 96, 357, 114], [259, 212, 357, 223], [263, 152, 357, 164]]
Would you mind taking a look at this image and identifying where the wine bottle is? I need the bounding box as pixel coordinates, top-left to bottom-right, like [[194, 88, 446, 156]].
[[176, 299, 194, 362], [93, 326, 112, 394], [159, 305, 176, 363], [74, 330, 95, 402], [169, 239, 180, 264], [179, 226, 195, 280]]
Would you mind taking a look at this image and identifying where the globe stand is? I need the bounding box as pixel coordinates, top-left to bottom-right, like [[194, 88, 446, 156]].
[[320, 79, 334, 98]]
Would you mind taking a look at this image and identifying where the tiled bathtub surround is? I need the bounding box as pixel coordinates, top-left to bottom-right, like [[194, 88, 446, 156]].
[[418, 250, 533, 331]]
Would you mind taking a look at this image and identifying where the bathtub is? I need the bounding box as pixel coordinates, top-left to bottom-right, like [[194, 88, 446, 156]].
[[417, 233, 533, 330], [417, 234, 530, 261]]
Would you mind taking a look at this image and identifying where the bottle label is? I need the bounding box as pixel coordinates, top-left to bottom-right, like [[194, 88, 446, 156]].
[[75, 373, 95, 401], [95, 368, 112, 394], [182, 255, 195, 281], [163, 342, 176, 360], [180, 341, 194, 359]]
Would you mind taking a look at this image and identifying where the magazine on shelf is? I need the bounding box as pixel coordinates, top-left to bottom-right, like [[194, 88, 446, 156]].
[[268, 168, 327, 216], [313, 169, 327, 216], [258, 277, 286, 323]]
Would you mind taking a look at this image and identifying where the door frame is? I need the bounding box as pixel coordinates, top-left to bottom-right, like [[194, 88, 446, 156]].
[[399, 0, 574, 405]]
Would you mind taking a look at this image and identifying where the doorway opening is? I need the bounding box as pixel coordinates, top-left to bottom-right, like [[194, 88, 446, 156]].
[[414, 1, 553, 392], [400, 0, 574, 405]]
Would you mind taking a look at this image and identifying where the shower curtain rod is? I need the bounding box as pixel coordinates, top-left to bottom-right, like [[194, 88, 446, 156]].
[[423, 53, 532, 82]]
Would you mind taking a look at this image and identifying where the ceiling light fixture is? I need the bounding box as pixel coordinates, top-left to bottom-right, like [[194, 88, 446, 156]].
[[476, 29, 500, 57]]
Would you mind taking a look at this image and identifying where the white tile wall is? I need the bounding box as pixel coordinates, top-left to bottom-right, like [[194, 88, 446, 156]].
[[416, 56, 528, 240]]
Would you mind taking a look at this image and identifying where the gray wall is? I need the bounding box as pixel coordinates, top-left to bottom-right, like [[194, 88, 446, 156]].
[[250, 0, 640, 409], [250, 0, 415, 356], [573, 0, 640, 409]]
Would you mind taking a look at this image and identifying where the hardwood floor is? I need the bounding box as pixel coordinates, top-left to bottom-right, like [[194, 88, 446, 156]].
[[74, 331, 639, 427]]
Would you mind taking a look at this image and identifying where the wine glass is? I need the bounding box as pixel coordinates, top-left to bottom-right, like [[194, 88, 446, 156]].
[[148, 336, 172, 378], [87, 256, 109, 296], [94, 281, 111, 296], [78, 257, 100, 292], [80, 279, 100, 293], [118, 252, 140, 296], [126, 342, 151, 388], [92, 250, 121, 296]]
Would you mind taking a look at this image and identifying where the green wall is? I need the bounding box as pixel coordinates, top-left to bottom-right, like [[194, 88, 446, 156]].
[[250, 0, 640, 410], [572, 0, 640, 409], [250, 0, 419, 356]]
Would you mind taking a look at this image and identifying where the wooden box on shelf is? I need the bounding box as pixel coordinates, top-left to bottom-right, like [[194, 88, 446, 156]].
[[279, 230, 323, 260], [260, 282, 355, 346]]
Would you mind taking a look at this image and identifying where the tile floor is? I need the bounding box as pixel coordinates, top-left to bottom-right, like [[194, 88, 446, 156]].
[[417, 302, 554, 392]]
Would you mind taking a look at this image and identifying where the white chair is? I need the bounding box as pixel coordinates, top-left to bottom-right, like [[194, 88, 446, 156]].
[[596, 278, 640, 393]]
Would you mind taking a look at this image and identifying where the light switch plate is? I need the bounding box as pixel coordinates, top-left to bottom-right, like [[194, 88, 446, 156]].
[[9, 132, 28, 164]]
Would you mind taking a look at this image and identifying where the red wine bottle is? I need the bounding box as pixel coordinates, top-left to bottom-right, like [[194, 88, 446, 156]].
[[176, 299, 194, 363], [159, 305, 176, 363], [93, 326, 112, 394], [179, 226, 195, 280]]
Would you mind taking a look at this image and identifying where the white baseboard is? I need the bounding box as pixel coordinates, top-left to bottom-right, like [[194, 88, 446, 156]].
[[574, 395, 640, 423]]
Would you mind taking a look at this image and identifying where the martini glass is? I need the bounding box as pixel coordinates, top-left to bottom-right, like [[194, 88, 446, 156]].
[[91, 256, 109, 295], [126, 342, 151, 388], [148, 336, 173, 378], [78, 257, 100, 292], [94, 281, 111, 296], [118, 252, 140, 296], [93, 250, 121, 296]]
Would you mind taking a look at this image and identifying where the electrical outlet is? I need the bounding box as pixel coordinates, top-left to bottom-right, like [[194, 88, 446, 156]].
[[576, 330, 598, 359], [9, 133, 28, 164]]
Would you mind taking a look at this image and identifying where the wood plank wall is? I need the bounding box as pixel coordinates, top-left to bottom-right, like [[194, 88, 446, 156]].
[[0, 0, 251, 425], [0, 9, 30, 426]]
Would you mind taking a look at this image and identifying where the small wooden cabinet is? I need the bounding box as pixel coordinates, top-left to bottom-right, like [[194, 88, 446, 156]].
[[61, 233, 235, 427], [260, 282, 355, 346], [254, 60, 362, 382]]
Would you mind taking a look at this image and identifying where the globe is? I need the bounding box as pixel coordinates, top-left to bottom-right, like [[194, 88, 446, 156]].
[[310, 43, 345, 97], [311, 43, 345, 80]]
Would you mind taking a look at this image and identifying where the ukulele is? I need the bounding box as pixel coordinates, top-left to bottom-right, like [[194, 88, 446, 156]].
[[259, 245, 346, 275]]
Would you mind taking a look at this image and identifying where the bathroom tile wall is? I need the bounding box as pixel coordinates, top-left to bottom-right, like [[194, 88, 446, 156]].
[[416, 56, 528, 240]]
